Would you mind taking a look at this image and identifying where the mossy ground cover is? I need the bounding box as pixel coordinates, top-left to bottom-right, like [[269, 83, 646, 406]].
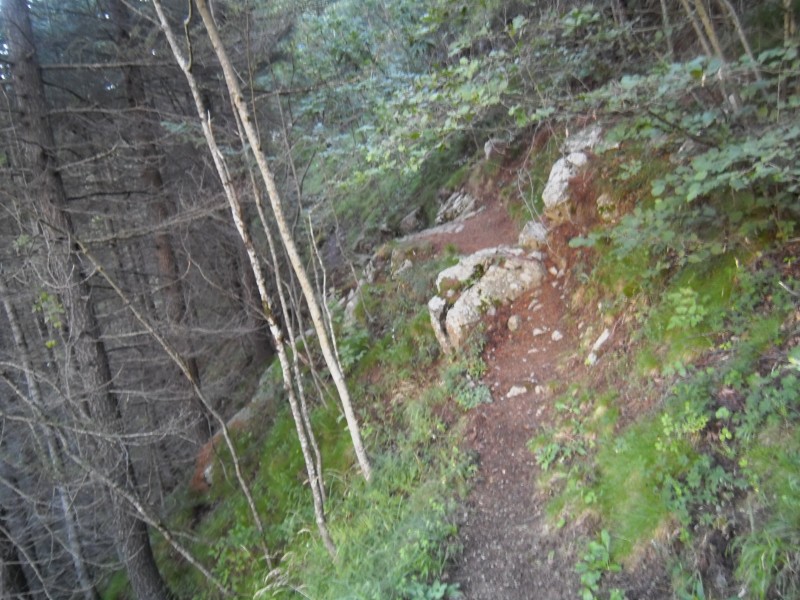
[[538, 146, 799, 597], [153, 250, 471, 600]]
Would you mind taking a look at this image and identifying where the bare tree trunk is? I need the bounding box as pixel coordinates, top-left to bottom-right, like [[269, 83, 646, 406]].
[[3, 1, 172, 597], [715, 0, 763, 83], [150, 0, 337, 555], [109, 0, 211, 444], [678, 0, 714, 56], [0, 275, 99, 600], [237, 241, 274, 364], [786, 0, 798, 42], [251, 175, 330, 520], [660, 0, 675, 59], [192, 0, 372, 481], [693, 0, 725, 61], [0, 508, 31, 599]]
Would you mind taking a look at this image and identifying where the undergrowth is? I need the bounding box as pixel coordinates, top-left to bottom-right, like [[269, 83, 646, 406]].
[[161, 254, 470, 600], [528, 38, 800, 599]]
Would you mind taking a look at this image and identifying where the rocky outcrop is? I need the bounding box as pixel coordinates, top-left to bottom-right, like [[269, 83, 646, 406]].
[[429, 246, 545, 352], [518, 220, 548, 250], [542, 152, 589, 209], [436, 190, 478, 224], [541, 125, 603, 218], [484, 138, 508, 160], [563, 125, 602, 153], [399, 207, 424, 235]]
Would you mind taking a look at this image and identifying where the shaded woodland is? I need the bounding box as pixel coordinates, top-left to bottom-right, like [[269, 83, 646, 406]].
[[0, 1, 798, 599]]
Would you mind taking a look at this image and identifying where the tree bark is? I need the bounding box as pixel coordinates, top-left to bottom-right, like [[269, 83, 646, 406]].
[[109, 0, 211, 444], [0, 508, 30, 599], [193, 0, 372, 481], [3, 1, 172, 597], [0, 274, 99, 600], [151, 0, 336, 555]]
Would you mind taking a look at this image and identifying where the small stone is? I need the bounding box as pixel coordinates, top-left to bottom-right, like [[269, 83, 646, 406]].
[[393, 258, 412, 277], [533, 327, 546, 336], [529, 250, 545, 261], [586, 328, 611, 366], [507, 385, 527, 398], [551, 330, 564, 341], [487, 305, 497, 317], [534, 385, 544, 395], [548, 266, 559, 276], [596, 193, 616, 222], [508, 315, 521, 331]]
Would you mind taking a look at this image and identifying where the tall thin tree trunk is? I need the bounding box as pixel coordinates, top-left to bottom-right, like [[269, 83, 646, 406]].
[[715, 0, 763, 83], [693, 0, 725, 61], [0, 275, 99, 600], [109, 0, 210, 444], [786, 0, 798, 42], [660, 0, 675, 59], [193, 0, 372, 481], [237, 241, 274, 364], [0, 508, 31, 599], [3, 1, 172, 597], [678, 0, 714, 56], [151, 0, 337, 555]]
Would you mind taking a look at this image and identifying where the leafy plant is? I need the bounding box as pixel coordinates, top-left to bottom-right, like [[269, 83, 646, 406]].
[[339, 325, 371, 373], [575, 530, 621, 600], [665, 288, 708, 331], [402, 579, 462, 600], [454, 383, 492, 410]]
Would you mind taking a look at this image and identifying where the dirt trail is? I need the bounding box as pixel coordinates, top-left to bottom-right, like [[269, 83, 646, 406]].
[[450, 271, 585, 599], [411, 193, 586, 598], [417, 190, 675, 599]]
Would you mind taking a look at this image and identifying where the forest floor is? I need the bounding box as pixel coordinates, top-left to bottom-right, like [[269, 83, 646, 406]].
[[413, 187, 672, 599]]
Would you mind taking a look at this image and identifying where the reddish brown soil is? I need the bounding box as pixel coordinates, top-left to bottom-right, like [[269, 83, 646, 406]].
[[420, 199, 521, 255], [413, 191, 672, 599]]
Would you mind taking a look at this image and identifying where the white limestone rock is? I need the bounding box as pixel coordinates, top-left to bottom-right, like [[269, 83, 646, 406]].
[[542, 152, 588, 209], [563, 125, 603, 153], [399, 207, 423, 234], [428, 296, 451, 354], [429, 247, 545, 352], [507, 385, 527, 398], [518, 220, 548, 250], [436, 191, 477, 224]]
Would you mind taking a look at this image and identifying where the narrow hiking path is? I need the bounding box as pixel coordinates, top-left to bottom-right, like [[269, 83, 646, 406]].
[[450, 260, 584, 599], [412, 190, 584, 598], [412, 191, 672, 599]]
